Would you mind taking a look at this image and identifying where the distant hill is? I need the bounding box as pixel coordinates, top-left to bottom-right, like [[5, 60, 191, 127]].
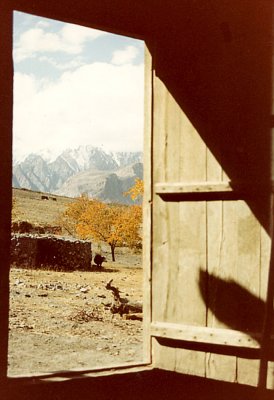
[[12, 188, 74, 227], [56, 162, 143, 204], [13, 146, 143, 204]]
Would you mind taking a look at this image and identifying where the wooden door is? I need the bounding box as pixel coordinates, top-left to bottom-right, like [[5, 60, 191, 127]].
[[147, 4, 274, 387]]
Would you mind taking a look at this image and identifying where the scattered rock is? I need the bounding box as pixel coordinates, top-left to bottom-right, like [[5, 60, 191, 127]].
[[79, 286, 90, 293], [9, 265, 143, 375], [14, 279, 24, 286]]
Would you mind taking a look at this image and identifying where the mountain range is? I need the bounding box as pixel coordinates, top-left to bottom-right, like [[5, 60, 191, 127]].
[[13, 146, 143, 204]]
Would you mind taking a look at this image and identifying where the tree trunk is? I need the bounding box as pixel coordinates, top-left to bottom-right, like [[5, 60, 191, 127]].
[[110, 244, 115, 262]]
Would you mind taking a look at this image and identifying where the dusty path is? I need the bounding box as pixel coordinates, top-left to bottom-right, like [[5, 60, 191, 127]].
[[8, 264, 143, 376]]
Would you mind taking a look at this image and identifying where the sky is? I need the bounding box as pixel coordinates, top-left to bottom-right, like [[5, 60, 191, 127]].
[[13, 11, 144, 162]]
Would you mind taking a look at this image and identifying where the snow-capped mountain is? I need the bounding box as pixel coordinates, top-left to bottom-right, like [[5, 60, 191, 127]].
[[13, 146, 143, 204], [56, 162, 143, 204]]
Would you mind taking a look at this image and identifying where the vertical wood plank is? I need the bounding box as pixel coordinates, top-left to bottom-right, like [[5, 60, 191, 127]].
[[152, 73, 208, 374], [174, 348, 207, 378], [206, 147, 223, 183], [176, 202, 207, 324], [153, 76, 168, 183], [205, 353, 237, 383], [172, 102, 207, 374], [205, 146, 238, 381], [259, 220, 272, 388], [152, 75, 170, 323], [260, 224, 271, 303], [236, 201, 261, 299], [267, 362, 274, 390], [142, 44, 153, 363], [259, 221, 272, 388], [206, 200, 238, 381], [165, 89, 181, 182], [161, 73, 181, 323], [236, 201, 262, 386], [152, 73, 176, 368], [151, 338, 177, 372]]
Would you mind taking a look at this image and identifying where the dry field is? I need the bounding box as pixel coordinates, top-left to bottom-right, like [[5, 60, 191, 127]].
[[10, 188, 144, 376], [12, 187, 74, 226], [9, 262, 143, 376]]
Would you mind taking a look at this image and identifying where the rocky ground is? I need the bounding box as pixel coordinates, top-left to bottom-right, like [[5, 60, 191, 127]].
[[8, 261, 143, 376]]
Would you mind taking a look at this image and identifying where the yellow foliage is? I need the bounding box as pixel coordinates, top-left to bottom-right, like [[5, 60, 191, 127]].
[[58, 194, 90, 236], [124, 178, 144, 201], [77, 201, 142, 248], [59, 195, 142, 261]]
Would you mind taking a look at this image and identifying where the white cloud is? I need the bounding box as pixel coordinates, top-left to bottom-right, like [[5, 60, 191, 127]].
[[38, 55, 84, 71], [13, 62, 144, 160], [14, 28, 62, 62], [36, 20, 50, 29], [14, 23, 106, 62], [111, 45, 139, 65], [61, 24, 105, 45]]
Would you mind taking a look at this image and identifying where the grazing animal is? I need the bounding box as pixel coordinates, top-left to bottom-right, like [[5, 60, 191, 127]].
[[41, 195, 49, 200], [94, 254, 106, 267]]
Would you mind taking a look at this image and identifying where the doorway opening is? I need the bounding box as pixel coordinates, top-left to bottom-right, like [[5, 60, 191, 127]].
[[9, 10, 145, 376]]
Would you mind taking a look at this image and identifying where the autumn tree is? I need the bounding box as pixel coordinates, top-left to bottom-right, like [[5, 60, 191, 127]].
[[60, 196, 142, 262], [119, 204, 142, 249], [58, 194, 90, 236], [123, 178, 143, 248], [124, 178, 144, 202]]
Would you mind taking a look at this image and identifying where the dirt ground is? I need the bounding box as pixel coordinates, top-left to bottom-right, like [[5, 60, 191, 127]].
[[8, 260, 143, 376]]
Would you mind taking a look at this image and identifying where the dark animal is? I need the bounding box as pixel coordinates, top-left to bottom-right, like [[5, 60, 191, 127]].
[[94, 254, 106, 267], [41, 195, 49, 200]]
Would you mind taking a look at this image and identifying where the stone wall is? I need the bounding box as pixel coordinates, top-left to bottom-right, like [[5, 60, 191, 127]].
[[12, 221, 62, 235], [10, 234, 92, 271]]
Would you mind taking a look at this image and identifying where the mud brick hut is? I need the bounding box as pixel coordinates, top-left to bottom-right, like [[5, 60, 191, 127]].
[[0, 1, 274, 399]]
